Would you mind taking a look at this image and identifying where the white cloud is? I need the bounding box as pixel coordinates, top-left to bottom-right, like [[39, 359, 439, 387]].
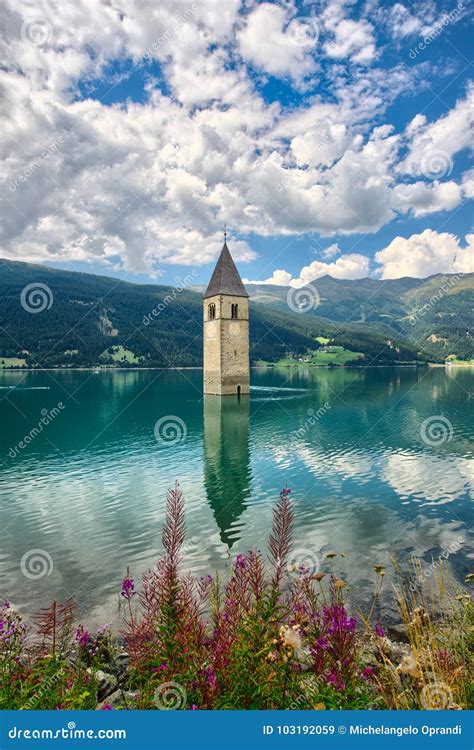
[[393, 180, 463, 217], [386, 3, 424, 39], [0, 0, 470, 276], [322, 243, 341, 259], [461, 168, 474, 198], [290, 122, 353, 167], [399, 85, 474, 177], [243, 269, 293, 287], [375, 229, 474, 279], [237, 3, 318, 82], [324, 18, 376, 63], [244, 252, 370, 287], [322, 1, 376, 64], [291, 254, 371, 285]]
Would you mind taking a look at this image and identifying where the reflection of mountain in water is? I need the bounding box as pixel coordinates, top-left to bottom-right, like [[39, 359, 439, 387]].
[[203, 395, 251, 547]]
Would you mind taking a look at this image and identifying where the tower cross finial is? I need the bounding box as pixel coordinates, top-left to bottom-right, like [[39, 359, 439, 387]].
[[224, 223, 227, 241]]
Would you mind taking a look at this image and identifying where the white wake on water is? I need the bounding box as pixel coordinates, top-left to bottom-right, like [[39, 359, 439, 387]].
[[0, 386, 51, 390]]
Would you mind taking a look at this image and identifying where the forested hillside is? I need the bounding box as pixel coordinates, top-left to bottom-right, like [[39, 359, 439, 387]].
[[243, 273, 474, 362], [1, 259, 471, 369]]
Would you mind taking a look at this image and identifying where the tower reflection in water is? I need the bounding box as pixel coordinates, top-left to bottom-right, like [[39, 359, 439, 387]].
[[203, 395, 251, 547]]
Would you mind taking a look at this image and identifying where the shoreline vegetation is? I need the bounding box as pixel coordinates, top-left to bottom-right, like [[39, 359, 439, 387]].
[[1, 362, 474, 372], [1, 486, 472, 711]]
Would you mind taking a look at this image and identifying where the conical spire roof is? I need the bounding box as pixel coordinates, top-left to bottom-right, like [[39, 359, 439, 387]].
[[203, 241, 248, 299]]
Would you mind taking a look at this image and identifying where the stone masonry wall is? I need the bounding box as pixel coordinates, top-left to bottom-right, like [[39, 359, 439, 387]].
[[204, 294, 249, 395]]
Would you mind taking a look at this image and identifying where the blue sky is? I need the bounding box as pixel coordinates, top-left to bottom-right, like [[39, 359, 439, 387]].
[[0, 0, 472, 286]]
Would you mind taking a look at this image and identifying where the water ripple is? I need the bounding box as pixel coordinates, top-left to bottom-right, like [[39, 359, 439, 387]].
[[0, 367, 472, 625]]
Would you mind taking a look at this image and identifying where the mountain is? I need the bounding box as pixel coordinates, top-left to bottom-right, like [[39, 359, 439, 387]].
[[243, 273, 474, 362], [0, 259, 470, 370]]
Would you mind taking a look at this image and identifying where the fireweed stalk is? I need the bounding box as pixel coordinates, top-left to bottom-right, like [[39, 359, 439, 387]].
[[0, 486, 472, 709]]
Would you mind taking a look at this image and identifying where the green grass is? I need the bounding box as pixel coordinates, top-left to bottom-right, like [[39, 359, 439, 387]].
[[100, 346, 141, 364], [310, 346, 364, 365], [257, 345, 364, 367], [315, 336, 330, 344], [0, 357, 27, 368], [446, 356, 474, 365]]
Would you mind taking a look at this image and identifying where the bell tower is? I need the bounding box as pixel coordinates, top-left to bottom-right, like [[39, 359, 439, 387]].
[[203, 235, 250, 396]]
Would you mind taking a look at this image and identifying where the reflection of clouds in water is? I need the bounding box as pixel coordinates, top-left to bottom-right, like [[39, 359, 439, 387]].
[[277, 440, 473, 506], [94, 497, 466, 627], [290, 509, 467, 621], [267, 440, 470, 560], [270, 446, 296, 470], [410, 516, 467, 556], [381, 452, 474, 505], [1, 450, 208, 621], [264, 440, 471, 618], [278, 444, 376, 483]]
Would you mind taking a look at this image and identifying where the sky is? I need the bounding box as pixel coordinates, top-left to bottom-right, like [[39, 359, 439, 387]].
[[0, 0, 473, 288]]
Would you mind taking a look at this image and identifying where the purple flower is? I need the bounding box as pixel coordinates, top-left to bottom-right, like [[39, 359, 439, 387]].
[[374, 624, 385, 638], [101, 704, 113, 710], [234, 554, 246, 570], [314, 636, 329, 650], [121, 572, 136, 600], [362, 666, 374, 679], [280, 487, 291, 497], [327, 670, 338, 685], [327, 670, 345, 692], [74, 625, 90, 647], [323, 604, 357, 633], [204, 665, 217, 689]]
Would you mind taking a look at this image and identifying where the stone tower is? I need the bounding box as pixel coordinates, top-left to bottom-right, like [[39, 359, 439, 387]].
[[203, 239, 249, 395]]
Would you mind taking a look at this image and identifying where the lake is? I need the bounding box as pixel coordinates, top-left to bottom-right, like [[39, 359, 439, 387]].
[[0, 366, 472, 628]]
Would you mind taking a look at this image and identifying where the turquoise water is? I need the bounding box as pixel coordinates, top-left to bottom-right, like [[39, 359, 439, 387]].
[[0, 366, 472, 626]]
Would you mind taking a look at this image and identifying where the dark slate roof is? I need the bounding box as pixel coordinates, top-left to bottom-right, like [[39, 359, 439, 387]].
[[203, 242, 249, 298]]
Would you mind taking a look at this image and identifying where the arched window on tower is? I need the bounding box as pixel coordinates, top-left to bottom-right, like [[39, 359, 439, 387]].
[[231, 303, 238, 319], [208, 303, 216, 320]]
